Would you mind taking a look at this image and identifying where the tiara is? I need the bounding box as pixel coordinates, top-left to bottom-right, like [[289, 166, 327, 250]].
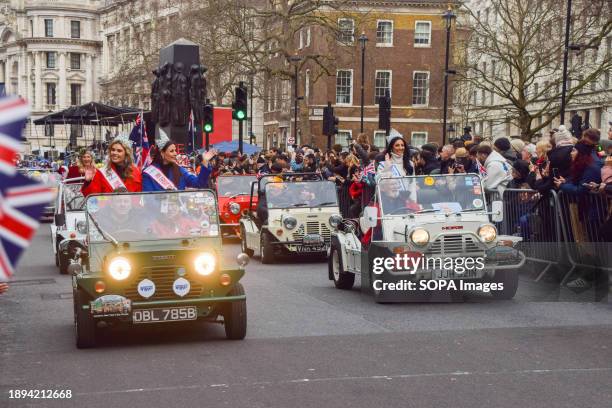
[[112, 133, 132, 147], [155, 128, 170, 149]]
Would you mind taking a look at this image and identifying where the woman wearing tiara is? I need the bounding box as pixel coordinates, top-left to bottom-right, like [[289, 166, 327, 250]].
[[81, 134, 142, 197], [142, 130, 216, 192]]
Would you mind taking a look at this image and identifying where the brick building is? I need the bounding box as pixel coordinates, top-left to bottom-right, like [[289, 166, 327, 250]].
[[263, 0, 459, 151]]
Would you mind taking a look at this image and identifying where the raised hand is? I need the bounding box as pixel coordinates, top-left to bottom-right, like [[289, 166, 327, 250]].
[[84, 167, 96, 182]]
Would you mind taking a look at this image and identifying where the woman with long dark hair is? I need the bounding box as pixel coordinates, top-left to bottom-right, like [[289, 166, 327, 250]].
[[142, 131, 216, 191], [81, 135, 142, 196], [375, 133, 413, 182]]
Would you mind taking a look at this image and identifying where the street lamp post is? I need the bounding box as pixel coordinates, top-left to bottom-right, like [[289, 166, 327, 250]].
[[359, 32, 368, 133], [249, 71, 255, 144], [442, 6, 456, 145], [560, 0, 573, 125], [289, 54, 302, 146]]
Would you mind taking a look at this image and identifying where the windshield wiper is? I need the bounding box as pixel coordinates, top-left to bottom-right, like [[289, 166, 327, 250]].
[[88, 213, 119, 247], [446, 208, 485, 216], [412, 208, 439, 215], [290, 203, 309, 207], [318, 201, 337, 206]]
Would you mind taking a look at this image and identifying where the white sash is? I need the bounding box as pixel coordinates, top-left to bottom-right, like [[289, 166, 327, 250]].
[[144, 165, 177, 190], [99, 166, 127, 191]]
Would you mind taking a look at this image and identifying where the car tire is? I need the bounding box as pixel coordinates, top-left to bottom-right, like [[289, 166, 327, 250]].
[[260, 232, 274, 264], [224, 283, 247, 340], [59, 253, 69, 275], [241, 225, 254, 257], [74, 289, 96, 349], [490, 269, 519, 300], [329, 245, 354, 290]]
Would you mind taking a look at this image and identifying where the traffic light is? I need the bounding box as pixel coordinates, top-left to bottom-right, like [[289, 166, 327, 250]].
[[378, 93, 391, 134], [203, 104, 214, 133], [323, 102, 335, 136], [233, 82, 247, 121]]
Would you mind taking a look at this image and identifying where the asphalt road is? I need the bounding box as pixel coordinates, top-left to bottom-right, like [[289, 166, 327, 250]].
[[1, 227, 611, 408]]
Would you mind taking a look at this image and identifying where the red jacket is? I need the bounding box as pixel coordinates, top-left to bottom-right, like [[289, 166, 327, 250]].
[[81, 164, 142, 197]]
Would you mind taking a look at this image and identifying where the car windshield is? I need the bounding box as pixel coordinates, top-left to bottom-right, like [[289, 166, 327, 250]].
[[378, 175, 486, 216], [63, 183, 85, 211], [217, 175, 257, 196], [265, 181, 338, 209], [86, 190, 219, 242]]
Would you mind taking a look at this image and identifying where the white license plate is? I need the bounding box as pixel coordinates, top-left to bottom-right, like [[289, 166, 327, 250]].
[[296, 245, 325, 253], [132, 306, 197, 324], [432, 269, 479, 279]]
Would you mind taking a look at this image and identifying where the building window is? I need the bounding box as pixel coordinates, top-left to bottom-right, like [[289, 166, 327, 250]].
[[336, 70, 353, 105], [411, 132, 428, 148], [70, 124, 83, 140], [374, 70, 392, 104], [305, 70, 310, 104], [70, 84, 81, 106], [70, 53, 81, 69], [45, 123, 54, 137], [414, 21, 431, 46], [338, 18, 354, 44], [376, 20, 393, 46], [46, 52, 56, 69], [306, 27, 311, 47], [46, 83, 57, 106], [71, 21, 81, 39], [373, 131, 386, 149], [335, 130, 352, 149], [412, 72, 429, 106], [30, 20, 34, 37], [44, 19, 53, 37], [299, 29, 304, 49]]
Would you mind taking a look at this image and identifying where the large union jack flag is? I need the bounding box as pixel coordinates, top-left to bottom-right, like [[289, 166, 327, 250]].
[[0, 97, 30, 175], [129, 112, 151, 169]]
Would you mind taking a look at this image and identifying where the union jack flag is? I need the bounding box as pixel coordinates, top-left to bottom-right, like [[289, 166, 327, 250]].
[[361, 161, 376, 179], [476, 160, 488, 178], [0, 97, 29, 175], [129, 113, 151, 169], [0, 172, 54, 281]]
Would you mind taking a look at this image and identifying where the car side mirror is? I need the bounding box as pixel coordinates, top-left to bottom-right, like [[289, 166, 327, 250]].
[[360, 206, 378, 231], [491, 201, 503, 223], [55, 213, 66, 226]]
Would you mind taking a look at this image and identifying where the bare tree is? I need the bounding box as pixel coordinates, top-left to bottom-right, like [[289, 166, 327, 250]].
[[455, 0, 611, 139]]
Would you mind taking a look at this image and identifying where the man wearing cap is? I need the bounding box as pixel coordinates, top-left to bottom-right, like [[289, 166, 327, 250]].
[[461, 126, 472, 142], [493, 137, 517, 163], [476, 145, 513, 195]]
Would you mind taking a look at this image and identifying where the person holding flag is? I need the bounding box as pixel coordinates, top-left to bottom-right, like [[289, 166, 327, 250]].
[[81, 133, 142, 197], [142, 129, 216, 191], [130, 112, 152, 169]]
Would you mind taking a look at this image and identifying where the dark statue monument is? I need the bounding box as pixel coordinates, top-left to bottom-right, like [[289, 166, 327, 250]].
[[150, 39, 207, 146]]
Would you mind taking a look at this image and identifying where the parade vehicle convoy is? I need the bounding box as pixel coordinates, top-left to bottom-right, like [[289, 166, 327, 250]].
[[329, 174, 526, 302], [240, 173, 341, 263], [216, 174, 258, 237], [71, 189, 249, 348], [50, 177, 87, 274], [18, 168, 62, 221]]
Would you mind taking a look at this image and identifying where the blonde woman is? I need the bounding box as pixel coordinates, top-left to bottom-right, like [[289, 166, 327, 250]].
[[81, 135, 142, 196], [66, 149, 96, 181]]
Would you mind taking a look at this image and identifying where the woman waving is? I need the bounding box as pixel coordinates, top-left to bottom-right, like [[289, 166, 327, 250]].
[[81, 135, 142, 197], [142, 131, 215, 191]]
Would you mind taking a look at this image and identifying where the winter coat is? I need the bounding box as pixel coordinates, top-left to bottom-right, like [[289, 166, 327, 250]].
[[81, 164, 142, 197], [483, 150, 512, 195]]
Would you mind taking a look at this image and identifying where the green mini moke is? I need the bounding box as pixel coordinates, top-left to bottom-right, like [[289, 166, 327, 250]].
[[71, 189, 249, 348]]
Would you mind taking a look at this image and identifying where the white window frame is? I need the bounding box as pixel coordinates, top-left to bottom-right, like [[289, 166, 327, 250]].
[[335, 130, 352, 149], [299, 29, 304, 49], [374, 70, 392, 104], [305, 70, 310, 104], [414, 21, 432, 47], [410, 131, 428, 148], [306, 27, 311, 47], [336, 69, 353, 106], [376, 20, 394, 47], [373, 131, 387, 149], [338, 18, 355, 45], [412, 71, 430, 107]]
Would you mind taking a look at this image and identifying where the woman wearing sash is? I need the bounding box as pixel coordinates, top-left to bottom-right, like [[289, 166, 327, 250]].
[[142, 131, 216, 192], [81, 135, 142, 197], [66, 149, 96, 182]]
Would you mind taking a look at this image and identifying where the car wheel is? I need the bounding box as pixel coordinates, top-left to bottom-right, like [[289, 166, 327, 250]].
[[260, 232, 274, 264], [59, 253, 69, 275], [241, 226, 254, 257], [224, 283, 247, 340], [490, 269, 519, 300], [329, 245, 354, 290], [74, 289, 96, 349]]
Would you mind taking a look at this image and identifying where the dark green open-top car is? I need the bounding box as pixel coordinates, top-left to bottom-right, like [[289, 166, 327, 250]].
[[72, 189, 249, 348]]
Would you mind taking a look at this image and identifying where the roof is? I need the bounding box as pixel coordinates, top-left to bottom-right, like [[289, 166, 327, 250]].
[[33, 102, 141, 126]]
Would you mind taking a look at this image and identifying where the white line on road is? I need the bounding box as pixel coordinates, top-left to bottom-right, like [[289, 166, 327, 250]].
[[74, 366, 612, 397]]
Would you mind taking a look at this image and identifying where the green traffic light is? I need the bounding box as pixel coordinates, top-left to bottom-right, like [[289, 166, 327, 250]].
[[236, 110, 246, 120], [204, 124, 213, 133]]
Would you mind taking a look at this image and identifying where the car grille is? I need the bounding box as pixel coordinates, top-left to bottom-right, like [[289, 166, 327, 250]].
[[292, 222, 331, 242], [424, 235, 483, 256], [124, 265, 203, 301]]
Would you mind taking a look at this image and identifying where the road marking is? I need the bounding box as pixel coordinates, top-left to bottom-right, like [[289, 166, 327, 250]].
[[75, 366, 612, 396]]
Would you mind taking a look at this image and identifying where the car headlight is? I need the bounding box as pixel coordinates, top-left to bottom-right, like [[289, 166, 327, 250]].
[[194, 252, 216, 276], [478, 224, 497, 243], [283, 216, 298, 230], [410, 228, 430, 246], [108, 257, 131, 281], [76, 220, 87, 234], [229, 202, 241, 215], [329, 214, 343, 228]]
